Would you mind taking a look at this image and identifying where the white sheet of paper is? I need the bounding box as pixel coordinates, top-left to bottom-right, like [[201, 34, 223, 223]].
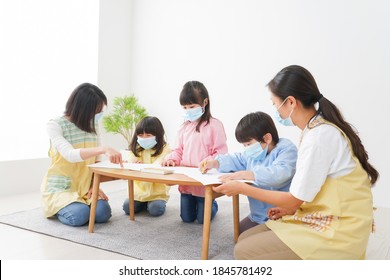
[[88, 161, 160, 171], [88, 161, 255, 186]]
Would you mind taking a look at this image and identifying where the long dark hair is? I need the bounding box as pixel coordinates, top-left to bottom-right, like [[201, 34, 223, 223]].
[[235, 111, 279, 145], [130, 116, 167, 157], [179, 81, 212, 132], [267, 65, 379, 185], [64, 83, 107, 133]]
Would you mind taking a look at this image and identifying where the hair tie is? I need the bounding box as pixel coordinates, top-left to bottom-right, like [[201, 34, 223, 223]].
[[317, 93, 324, 101]]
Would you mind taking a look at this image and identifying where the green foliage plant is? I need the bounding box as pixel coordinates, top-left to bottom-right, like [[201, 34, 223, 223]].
[[102, 95, 148, 150]]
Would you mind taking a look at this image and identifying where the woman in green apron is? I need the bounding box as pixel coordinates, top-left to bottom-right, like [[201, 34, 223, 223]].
[[41, 83, 123, 226]]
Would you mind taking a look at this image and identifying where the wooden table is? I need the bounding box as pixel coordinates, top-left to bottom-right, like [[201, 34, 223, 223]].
[[88, 167, 240, 260]]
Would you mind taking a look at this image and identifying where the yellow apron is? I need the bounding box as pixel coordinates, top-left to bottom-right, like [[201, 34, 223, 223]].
[[40, 117, 97, 217], [266, 120, 373, 259], [128, 146, 171, 202]]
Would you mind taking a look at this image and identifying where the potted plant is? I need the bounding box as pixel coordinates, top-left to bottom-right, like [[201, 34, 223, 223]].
[[102, 95, 148, 150]]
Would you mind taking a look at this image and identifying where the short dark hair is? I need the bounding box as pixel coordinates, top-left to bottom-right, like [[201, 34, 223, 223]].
[[130, 116, 167, 157], [179, 81, 212, 132], [64, 83, 107, 133], [235, 111, 279, 144]]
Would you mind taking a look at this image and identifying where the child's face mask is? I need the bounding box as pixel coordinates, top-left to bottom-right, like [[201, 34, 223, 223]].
[[244, 142, 268, 161], [137, 136, 157, 150], [183, 106, 204, 122]]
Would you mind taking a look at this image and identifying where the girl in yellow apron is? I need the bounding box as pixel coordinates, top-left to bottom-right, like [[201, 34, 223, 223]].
[[213, 65, 379, 259], [122, 116, 171, 217]]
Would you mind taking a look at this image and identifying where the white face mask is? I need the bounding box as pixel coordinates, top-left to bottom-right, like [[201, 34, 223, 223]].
[[274, 98, 294, 126], [183, 106, 204, 122], [94, 112, 104, 122], [244, 142, 268, 161], [137, 136, 157, 150]]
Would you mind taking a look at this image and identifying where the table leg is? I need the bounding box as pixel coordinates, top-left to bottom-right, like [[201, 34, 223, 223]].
[[232, 194, 240, 242], [202, 186, 213, 260], [88, 173, 101, 233], [128, 179, 135, 221]]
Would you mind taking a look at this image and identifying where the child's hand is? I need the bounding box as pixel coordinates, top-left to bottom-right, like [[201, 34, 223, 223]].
[[199, 160, 218, 174], [162, 159, 176, 167]]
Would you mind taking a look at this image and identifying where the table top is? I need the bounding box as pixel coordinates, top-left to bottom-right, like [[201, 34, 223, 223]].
[[89, 167, 220, 187]]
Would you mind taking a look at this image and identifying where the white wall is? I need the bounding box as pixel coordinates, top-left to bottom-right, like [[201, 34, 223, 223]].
[[0, 0, 98, 197], [98, 0, 389, 207], [3, 1, 385, 205], [97, 0, 134, 149], [0, 158, 50, 196]]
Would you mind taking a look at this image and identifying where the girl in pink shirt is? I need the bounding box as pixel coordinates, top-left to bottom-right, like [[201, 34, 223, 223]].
[[163, 81, 228, 224]]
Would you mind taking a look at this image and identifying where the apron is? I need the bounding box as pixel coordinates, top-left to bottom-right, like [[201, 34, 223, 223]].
[[266, 119, 373, 259], [41, 117, 97, 217], [131, 148, 171, 202]]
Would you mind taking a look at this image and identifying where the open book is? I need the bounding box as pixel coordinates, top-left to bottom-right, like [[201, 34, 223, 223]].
[[140, 167, 174, 175]]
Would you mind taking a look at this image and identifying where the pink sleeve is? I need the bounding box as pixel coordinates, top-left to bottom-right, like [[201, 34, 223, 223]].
[[203, 119, 228, 162], [164, 127, 184, 165]]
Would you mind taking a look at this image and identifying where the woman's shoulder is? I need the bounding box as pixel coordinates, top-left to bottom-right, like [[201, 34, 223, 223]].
[[304, 123, 348, 150], [307, 122, 343, 139], [48, 116, 72, 127], [47, 117, 67, 133]]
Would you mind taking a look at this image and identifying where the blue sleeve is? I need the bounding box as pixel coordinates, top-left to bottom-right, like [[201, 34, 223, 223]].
[[252, 143, 297, 189], [216, 153, 247, 172]]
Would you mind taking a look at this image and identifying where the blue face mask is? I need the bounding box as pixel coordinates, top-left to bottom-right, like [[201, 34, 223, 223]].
[[94, 112, 104, 122], [274, 98, 294, 126], [137, 136, 157, 150], [244, 142, 268, 161], [183, 106, 204, 122]]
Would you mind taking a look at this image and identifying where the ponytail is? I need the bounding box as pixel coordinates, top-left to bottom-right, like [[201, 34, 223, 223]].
[[318, 97, 379, 185]]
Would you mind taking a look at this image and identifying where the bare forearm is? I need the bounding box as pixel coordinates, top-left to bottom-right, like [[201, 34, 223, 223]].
[[213, 181, 303, 210], [242, 184, 303, 209], [79, 146, 106, 160]]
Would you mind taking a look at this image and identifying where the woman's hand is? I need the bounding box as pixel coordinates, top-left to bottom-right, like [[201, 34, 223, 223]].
[[219, 171, 254, 182], [104, 147, 123, 167], [87, 188, 109, 201], [267, 207, 295, 220], [212, 180, 247, 197]]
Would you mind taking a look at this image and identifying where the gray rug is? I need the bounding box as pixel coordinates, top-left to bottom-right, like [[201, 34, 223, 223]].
[[0, 188, 249, 260]]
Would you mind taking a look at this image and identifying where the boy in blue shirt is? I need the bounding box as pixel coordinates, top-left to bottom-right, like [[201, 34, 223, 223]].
[[200, 111, 297, 233]]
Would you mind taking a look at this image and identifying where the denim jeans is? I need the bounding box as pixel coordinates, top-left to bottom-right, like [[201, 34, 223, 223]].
[[56, 200, 111, 227], [122, 199, 166, 217], [180, 193, 218, 224]]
